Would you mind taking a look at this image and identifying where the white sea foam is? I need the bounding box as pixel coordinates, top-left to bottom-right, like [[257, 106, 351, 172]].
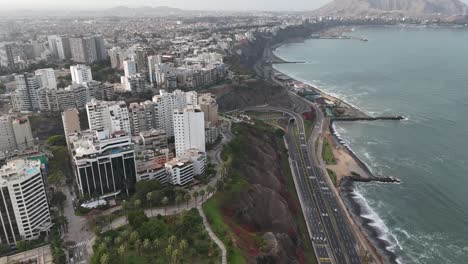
[[352, 188, 403, 253]]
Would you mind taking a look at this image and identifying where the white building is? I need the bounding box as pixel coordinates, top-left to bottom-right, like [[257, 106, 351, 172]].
[[0, 159, 52, 246], [34, 68, 57, 89], [37, 84, 90, 112], [86, 99, 131, 135], [123, 60, 137, 77], [165, 158, 194, 186], [173, 106, 206, 157], [183, 149, 207, 175], [69, 130, 137, 197], [152, 90, 188, 137], [70, 65, 93, 85], [148, 55, 162, 84], [12, 73, 41, 112], [128, 102, 156, 136], [122, 74, 146, 92]]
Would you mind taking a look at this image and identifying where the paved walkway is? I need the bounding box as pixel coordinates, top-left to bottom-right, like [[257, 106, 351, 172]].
[[197, 205, 227, 264]]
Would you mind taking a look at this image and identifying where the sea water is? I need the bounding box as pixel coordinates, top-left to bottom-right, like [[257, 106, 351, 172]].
[[274, 26, 468, 264]]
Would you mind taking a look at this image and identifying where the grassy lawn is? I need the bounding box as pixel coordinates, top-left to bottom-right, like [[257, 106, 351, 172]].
[[322, 139, 337, 165], [304, 120, 314, 138], [203, 197, 246, 264], [327, 169, 337, 186]]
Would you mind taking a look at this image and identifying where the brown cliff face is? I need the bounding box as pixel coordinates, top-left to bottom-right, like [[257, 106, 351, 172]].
[[314, 0, 468, 17], [217, 123, 312, 263]]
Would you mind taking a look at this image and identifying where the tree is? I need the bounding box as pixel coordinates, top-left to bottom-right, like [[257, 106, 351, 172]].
[[134, 239, 142, 256], [129, 231, 140, 244], [114, 236, 122, 246], [179, 239, 188, 251], [184, 193, 191, 209], [134, 199, 141, 209], [128, 209, 148, 229], [168, 235, 177, 246], [153, 238, 161, 251], [171, 249, 180, 264], [162, 196, 169, 215], [216, 179, 225, 191], [175, 195, 183, 211], [165, 244, 173, 257], [147, 192, 154, 217], [143, 239, 151, 252], [117, 244, 126, 263], [192, 191, 199, 205], [100, 253, 110, 264]]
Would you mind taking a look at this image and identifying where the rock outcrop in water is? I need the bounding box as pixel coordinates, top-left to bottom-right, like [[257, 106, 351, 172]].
[[314, 0, 468, 17]]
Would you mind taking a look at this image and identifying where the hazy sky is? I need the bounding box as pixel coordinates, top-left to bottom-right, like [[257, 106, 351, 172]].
[[1, 0, 468, 11], [0, 0, 333, 11]]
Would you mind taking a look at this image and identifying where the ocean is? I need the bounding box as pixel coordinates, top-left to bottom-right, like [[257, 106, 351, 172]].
[[273, 26, 468, 264]]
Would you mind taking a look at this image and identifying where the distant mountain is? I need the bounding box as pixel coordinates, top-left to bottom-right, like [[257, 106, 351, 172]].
[[314, 0, 468, 17]]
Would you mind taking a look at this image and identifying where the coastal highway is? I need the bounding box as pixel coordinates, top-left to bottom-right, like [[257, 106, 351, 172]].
[[238, 106, 361, 264]]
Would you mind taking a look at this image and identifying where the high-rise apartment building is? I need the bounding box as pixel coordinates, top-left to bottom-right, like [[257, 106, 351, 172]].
[[62, 108, 81, 136], [0, 43, 14, 68], [0, 116, 16, 153], [69, 130, 137, 197], [0, 159, 52, 246], [34, 68, 57, 89], [86, 99, 131, 135], [93, 35, 107, 61], [12, 73, 41, 112], [37, 84, 90, 112], [122, 74, 146, 92], [109, 47, 124, 69], [173, 106, 206, 157], [56, 36, 71, 60], [48, 35, 71, 60], [152, 90, 188, 137], [12, 116, 34, 151], [70, 65, 93, 85], [70, 36, 104, 64], [0, 115, 34, 153], [198, 93, 219, 125], [148, 55, 162, 84], [47, 35, 60, 58], [87, 80, 115, 101], [123, 60, 137, 77], [135, 46, 150, 74]]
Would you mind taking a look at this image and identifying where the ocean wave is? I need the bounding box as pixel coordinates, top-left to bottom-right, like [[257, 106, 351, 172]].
[[352, 188, 403, 253]]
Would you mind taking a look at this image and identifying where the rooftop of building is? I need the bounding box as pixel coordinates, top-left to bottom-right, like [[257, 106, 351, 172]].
[[69, 129, 132, 158], [0, 159, 41, 184]]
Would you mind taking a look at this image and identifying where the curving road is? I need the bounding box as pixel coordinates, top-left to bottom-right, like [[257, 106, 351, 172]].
[[238, 106, 361, 264]]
